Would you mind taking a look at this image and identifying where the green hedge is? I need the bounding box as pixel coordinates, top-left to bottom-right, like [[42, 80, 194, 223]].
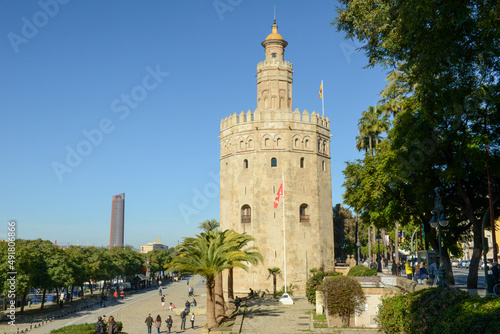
[[50, 321, 123, 334], [376, 288, 500, 334], [433, 296, 500, 333], [347, 265, 378, 277]]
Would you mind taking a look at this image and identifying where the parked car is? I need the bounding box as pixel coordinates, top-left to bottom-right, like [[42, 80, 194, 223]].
[[462, 260, 471, 268], [451, 259, 460, 267]]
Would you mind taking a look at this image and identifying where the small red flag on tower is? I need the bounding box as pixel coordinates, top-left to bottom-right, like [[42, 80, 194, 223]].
[[274, 182, 284, 209]]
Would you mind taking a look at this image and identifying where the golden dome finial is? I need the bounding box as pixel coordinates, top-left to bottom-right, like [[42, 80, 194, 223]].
[[265, 20, 284, 41]]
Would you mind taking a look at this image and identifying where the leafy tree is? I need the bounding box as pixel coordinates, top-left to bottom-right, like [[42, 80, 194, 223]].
[[321, 276, 366, 326], [335, 0, 500, 288]]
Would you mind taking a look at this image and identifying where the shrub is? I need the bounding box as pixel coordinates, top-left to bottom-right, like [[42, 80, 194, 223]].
[[376, 291, 415, 334], [50, 321, 123, 334], [321, 275, 366, 326], [433, 295, 500, 334], [347, 265, 377, 277], [406, 288, 469, 333], [305, 270, 339, 304], [376, 287, 471, 334], [276, 283, 297, 297]]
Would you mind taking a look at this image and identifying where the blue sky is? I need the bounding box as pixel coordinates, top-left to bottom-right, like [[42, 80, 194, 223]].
[[0, 0, 387, 249]]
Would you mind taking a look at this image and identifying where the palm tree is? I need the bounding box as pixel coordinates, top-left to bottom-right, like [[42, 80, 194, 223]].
[[357, 105, 390, 155], [197, 220, 227, 324], [171, 229, 258, 329], [267, 267, 281, 297], [199, 219, 220, 232], [225, 233, 263, 316]]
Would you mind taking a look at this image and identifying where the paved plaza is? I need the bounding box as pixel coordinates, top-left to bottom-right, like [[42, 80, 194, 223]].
[[1, 276, 206, 334], [1, 275, 381, 333]]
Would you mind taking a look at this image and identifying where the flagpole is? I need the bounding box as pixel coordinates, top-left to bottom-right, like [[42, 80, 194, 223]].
[[282, 173, 287, 294], [321, 80, 325, 116]]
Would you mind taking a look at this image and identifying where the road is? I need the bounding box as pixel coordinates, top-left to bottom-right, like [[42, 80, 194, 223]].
[[451, 266, 486, 288]]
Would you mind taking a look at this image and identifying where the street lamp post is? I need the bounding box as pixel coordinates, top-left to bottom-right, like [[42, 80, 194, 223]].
[[429, 187, 449, 288], [376, 230, 382, 272]]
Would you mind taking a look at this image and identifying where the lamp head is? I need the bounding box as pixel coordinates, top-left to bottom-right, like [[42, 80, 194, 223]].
[[438, 214, 449, 227], [429, 215, 438, 228]]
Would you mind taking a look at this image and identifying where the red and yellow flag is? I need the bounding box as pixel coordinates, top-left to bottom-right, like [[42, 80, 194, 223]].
[[319, 81, 323, 99], [273, 182, 284, 209]]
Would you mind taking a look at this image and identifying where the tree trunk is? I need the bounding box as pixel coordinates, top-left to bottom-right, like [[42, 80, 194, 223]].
[[227, 268, 234, 300], [20, 294, 26, 314], [368, 226, 372, 264], [214, 273, 225, 325], [206, 279, 218, 329], [226, 268, 237, 316], [467, 218, 483, 288], [273, 275, 277, 297], [40, 289, 46, 310]]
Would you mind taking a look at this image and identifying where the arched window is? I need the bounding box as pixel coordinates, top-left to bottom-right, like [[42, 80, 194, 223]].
[[294, 138, 299, 147], [300, 204, 309, 223], [322, 161, 326, 171], [300, 157, 304, 168], [241, 205, 251, 224], [305, 139, 309, 148], [243, 159, 248, 168], [265, 138, 270, 147], [271, 157, 277, 167], [276, 138, 282, 147]]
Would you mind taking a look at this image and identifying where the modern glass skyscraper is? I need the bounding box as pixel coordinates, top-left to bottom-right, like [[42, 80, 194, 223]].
[[109, 193, 125, 248]]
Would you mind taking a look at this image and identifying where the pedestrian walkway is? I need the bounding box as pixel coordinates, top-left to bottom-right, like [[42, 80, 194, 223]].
[[0, 276, 206, 334], [238, 296, 380, 334]]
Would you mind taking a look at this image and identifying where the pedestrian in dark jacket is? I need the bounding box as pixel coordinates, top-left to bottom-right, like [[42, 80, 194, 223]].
[[145, 314, 154, 334]]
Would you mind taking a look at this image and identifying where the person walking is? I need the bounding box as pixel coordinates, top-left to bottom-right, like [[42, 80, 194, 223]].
[[161, 295, 165, 310], [165, 315, 173, 333], [107, 315, 118, 334], [185, 300, 190, 314], [180, 309, 187, 330], [405, 261, 413, 280], [94, 316, 105, 334], [391, 260, 397, 276], [190, 313, 195, 329], [154, 314, 162, 334], [145, 313, 154, 334], [159, 286, 163, 296], [119, 290, 125, 300]]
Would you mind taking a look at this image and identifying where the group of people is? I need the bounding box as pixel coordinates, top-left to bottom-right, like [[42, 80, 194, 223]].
[[145, 312, 195, 333], [391, 258, 439, 285], [94, 315, 119, 334]]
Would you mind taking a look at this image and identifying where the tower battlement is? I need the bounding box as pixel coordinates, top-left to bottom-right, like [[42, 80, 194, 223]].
[[256, 60, 293, 70], [220, 108, 330, 133]]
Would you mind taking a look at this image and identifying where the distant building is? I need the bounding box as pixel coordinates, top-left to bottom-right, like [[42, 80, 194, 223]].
[[140, 237, 168, 253], [109, 193, 125, 248]]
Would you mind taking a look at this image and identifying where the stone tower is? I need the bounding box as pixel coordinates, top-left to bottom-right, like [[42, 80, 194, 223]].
[[219, 21, 334, 294]]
